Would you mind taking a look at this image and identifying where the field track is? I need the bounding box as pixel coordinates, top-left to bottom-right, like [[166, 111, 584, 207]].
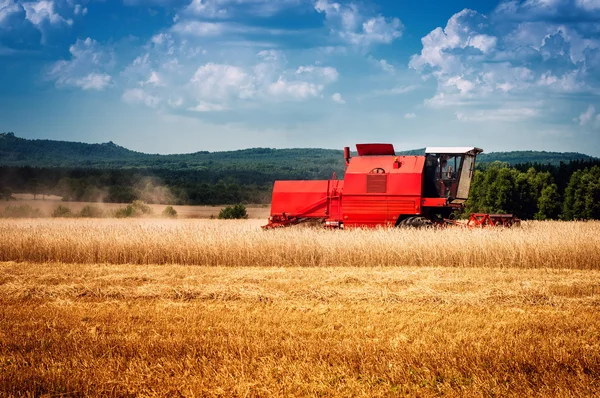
[[1, 220, 599, 396]]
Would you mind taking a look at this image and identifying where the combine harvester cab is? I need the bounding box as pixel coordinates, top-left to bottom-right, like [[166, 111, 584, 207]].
[[263, 144, 518, 229]]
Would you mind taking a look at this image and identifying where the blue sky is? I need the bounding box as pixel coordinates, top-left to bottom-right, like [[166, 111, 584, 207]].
[[1, 0, 600, 155]]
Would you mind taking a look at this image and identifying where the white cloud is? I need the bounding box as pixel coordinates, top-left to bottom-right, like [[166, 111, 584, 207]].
[[411, 6, 600, 115], [257, 49, 281, 61], [184, 0, 302, 18], [22, 0, 72, 27], [188, 101, 228, 112], [171, 21, 224, 36], [455, 107, 538, 122], [190, 63, 256, 100], [0, 0, 21, 25], [404, 112, 416, 119], [409, 9, 496, 74], [378, 59, 395, 74], [361, 85, 418, 99], [47, 37, 114, 90], [168, 97, 184, 108], [577, 0, 600, 11], [296, 65, 339, 82], [143, 71, 163, 86], [75, 73, 111, 90], [331, 92, 345, 104], [118, 22, 341, 112], [579, 105, 596, 125], [268, 78, 323, 100], [314, 0, 403, 48], [73, 4, 87, 16], [122, 88, 161, 108], [495, 0, 600, 19]]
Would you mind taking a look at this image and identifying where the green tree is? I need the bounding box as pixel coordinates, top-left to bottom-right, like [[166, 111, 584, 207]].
[[563, 169, 584, 220], [535, 184, 561, 220], [562, 167, 600, 220]]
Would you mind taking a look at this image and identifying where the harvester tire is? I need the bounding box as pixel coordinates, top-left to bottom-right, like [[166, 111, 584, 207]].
[[398, 216, 433, 228]]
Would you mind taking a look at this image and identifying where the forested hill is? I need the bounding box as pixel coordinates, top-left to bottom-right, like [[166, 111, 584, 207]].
[[1, 133, 595, 170]]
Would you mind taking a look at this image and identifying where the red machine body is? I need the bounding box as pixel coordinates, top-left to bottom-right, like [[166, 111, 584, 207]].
[[264, 143, 508, 228]]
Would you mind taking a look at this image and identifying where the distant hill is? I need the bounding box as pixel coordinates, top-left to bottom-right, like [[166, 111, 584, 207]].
[[0, 133, 595, 170], [478, 151, 595, 165]]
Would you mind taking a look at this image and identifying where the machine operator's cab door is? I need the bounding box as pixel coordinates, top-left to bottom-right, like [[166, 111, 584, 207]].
[[424, 147, 483, 204]]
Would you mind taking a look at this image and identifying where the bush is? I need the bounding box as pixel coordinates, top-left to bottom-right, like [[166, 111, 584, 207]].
[[1, 187, 13, 201], [132, 200, 153, 216], [1, 205, 42, 218], [79, 205, 104, 218], [115, 201, 153, 218], [218, 204, 248, 219], [52, 205, 73, 218], [162, 206, 177, 218], [115, 205, 134, 218]]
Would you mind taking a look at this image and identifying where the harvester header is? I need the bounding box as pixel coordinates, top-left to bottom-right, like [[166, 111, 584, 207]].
[[264, 143, 517, 229]]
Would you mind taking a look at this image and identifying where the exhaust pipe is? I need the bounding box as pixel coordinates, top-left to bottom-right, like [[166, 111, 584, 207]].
[[344, 146, 351, 165]]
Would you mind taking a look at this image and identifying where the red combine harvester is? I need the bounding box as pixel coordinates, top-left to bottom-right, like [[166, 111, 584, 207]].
[[263, 143, 519, 229]]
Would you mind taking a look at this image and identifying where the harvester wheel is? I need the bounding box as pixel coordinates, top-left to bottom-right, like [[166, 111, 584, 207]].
[[293, 219, 325, 228], [398, 216, 433, 228]]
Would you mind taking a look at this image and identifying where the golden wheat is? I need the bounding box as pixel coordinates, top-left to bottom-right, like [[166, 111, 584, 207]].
[[1, 219, 599, 268], [1, 220, 599, 397], [1, 262, 599, 397]]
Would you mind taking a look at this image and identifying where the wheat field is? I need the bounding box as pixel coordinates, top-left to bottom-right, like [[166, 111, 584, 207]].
[[1, 219, 600, 396], [1, 219, 600, 268]]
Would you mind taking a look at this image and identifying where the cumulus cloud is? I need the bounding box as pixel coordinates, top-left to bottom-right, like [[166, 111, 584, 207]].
[[143, 71, 164, 87], [22, 1, 72, 27], [122, 88, 161, 107], [74, 73, 111, 90], [47, 37, 114, 90], [410, 4, 600, 115], [578, 105, 596, 125], [119, 28, 341, 112], [404, 112, 416, 119], [0, 0, 21, 25], [268, 78, 323, 100], [0, 0, 42, 50], [331, 92, 345, 104], [190, 63, 256, 100], [494, 0, 600, 20], [314, 0, 403, 48]]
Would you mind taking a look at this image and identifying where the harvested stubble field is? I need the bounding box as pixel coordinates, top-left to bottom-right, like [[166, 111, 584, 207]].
[[2, 198, 271, 219], [1, 220, 600, 397]]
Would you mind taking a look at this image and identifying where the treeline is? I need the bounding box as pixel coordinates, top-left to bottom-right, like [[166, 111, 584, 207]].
[[0, 166, 273, 205], [465, 159, 600, 220], [3, 158, 600, 219]]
